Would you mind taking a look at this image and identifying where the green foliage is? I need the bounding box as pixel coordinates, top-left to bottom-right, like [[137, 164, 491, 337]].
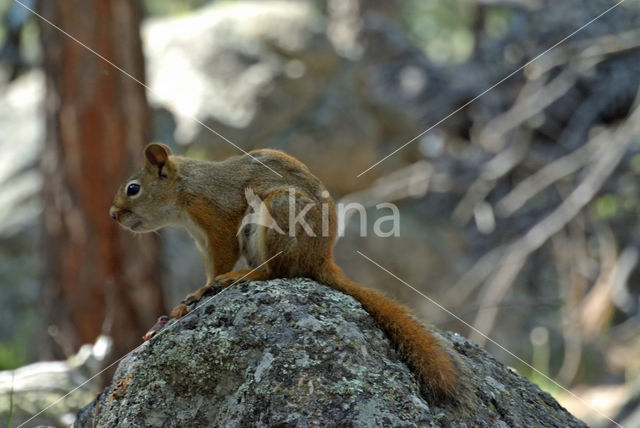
[[401, 1, 514, 64], [0, 340, 27, 371], [484, 7, 510, 39], [18, 16, 39, 64], [402, 0, 477, 64], [0, 0, 41, 66], [143, 0, 214, 16], [527, 327, 561, 396], [0, 315, 32, 371], [593, 193, 620, 220], [629, 153, 640, 174], [0, 0, 9, 48]]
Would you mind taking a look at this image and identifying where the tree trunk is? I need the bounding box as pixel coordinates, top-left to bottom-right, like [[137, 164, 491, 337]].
[[38, 0, 164, 363]]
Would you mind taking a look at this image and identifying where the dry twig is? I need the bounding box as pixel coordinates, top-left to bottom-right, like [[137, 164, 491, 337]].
[[469, 101, 640, 345]]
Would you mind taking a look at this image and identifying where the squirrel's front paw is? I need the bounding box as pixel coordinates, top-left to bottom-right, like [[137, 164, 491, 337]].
[[142, 315, 170, 340], [170, 303, 189, 318], [178, 283, 224, 309], [182, 293, 200, 306]]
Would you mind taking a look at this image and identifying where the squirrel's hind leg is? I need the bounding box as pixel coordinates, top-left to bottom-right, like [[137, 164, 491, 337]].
[[182, 267, 268, 305], [213, 269, 270, 286], [241, 188, 332, 278], [169, 270, 271, 318]]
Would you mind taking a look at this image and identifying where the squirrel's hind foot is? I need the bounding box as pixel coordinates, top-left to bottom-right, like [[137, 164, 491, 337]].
[[169, 303, 189, 319], [213, 269, 270, 287], [171, 270, 268, 319]]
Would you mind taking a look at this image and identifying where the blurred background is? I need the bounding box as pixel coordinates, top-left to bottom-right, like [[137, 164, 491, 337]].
[[0, 0, 639, 426]]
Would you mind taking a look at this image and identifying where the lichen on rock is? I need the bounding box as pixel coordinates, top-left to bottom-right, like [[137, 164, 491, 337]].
[[75, 278, 586, 427]]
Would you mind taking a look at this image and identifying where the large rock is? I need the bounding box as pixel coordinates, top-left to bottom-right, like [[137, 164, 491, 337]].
[[75, 278, 585, 427]]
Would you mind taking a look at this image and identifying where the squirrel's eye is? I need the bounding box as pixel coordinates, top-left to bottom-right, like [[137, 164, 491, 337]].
[[126, 182, 141, 197]]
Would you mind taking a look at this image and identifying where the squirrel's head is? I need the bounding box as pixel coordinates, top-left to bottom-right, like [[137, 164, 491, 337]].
[[110, 142, 179, 233]]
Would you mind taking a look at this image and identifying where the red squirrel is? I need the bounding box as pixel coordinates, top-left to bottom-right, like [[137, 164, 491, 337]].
[[110, 143, 467, 402]]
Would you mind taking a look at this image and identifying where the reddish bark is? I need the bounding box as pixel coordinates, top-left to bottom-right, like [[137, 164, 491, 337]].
[[38, 0, 165, 361]]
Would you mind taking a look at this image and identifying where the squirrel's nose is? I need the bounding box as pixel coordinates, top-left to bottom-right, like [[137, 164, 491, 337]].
[[109, 206, 118, 220]]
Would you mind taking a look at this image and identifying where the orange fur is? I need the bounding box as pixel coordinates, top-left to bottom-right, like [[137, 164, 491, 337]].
[[110, 143, 466, 404], [315, 264, 460, 399]]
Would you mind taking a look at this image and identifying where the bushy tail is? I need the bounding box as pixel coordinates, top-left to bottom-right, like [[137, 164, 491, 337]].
[[315, 263, 460, 400]]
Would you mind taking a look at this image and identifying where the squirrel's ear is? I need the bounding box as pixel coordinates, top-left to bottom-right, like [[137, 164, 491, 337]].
[[144, 143, 174, 178]]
